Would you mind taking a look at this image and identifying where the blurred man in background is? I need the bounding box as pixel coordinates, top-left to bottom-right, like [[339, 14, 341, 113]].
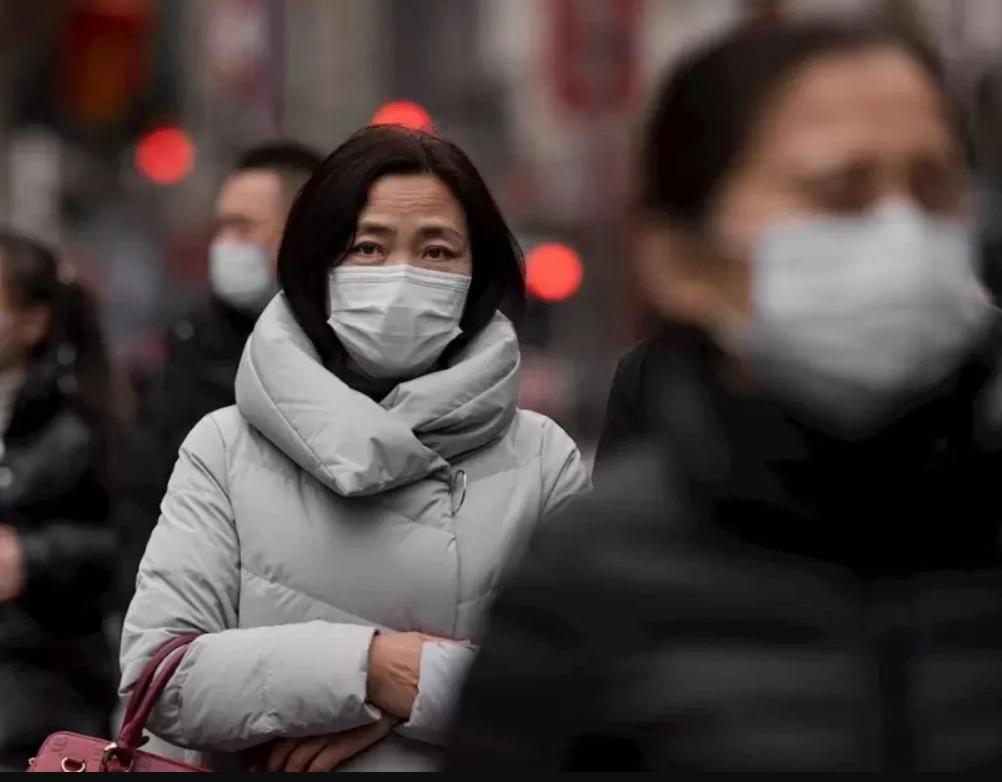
[[116, 142, 322, 607]]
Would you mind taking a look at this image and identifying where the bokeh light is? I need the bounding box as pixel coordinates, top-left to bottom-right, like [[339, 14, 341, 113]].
[[525, 243, 583, 302], [135, 127, 194, 185], [370, 101, 434, 132]]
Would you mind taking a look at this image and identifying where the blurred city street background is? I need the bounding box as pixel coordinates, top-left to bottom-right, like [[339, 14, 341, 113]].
[[1, 0, 1002, 453]]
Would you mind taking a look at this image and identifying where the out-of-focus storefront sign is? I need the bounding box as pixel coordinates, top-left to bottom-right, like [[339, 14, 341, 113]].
[[550, 0, 642, 114], [60, 0, 156, 128], [206, 0, 268, 91], [203, 0, 281, 134]]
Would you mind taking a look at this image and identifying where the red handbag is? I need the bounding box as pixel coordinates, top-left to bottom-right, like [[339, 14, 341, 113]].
[[28, 633, 209, 772]]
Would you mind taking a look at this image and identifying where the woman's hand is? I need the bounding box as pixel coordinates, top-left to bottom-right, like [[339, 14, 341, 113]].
[[266, 715, 397, 772], [366, 631, 451, 720]]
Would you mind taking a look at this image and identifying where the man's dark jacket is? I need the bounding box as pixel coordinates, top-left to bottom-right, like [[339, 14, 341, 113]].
[[117, 296, 254, 608]]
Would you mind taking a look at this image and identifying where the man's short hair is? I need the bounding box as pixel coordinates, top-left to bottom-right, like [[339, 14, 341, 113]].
[[234, 141, 324, 202]]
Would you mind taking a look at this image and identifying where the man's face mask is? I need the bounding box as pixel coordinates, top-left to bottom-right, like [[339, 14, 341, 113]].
[[327, 264, 471, 380], [721, 205, 994, 438], [209, 240, 277, 313]]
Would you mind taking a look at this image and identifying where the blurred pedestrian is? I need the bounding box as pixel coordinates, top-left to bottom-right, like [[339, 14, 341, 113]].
[[119, 126, 588, 771], [593, 325, 669, 468], [115, 142, 322, 608], [0, 233, 123, 770], [445, 21, 1002, 772]]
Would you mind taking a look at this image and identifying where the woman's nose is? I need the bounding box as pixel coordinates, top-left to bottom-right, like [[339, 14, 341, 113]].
[[384, 254, 419, 268]]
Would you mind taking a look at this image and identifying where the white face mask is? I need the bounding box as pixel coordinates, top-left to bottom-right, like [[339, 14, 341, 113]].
[[727, 206, 994, 438], [209, 240, 276, 312], [328, 265, 471, 379]]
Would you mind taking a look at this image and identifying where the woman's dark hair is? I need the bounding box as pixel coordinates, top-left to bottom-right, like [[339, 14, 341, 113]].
[[277, 125, 525, 394], [0, 231, 125, 433], [639, 21, 953, 226]]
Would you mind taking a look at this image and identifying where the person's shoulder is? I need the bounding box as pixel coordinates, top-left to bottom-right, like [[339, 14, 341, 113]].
[[168, 407, 258, 494], [531, 445, 680, 568], [167, 299, 211, 342], [496, 446, 686, 636], [568, 446, 675, 525], [508, 410, 587, 484], [511, 409, 576, 451], [180, 406, 247, 459], [164, 297, 239, 352], [613, 329, 667, 380], [34, 403, 103, 465], [155, 305, 211, 372]]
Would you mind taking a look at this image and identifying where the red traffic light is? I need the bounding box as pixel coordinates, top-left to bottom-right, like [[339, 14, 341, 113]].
[[525, 243, 583, 302], [135, 127, 194, 185], [371, 101, 434, 132]]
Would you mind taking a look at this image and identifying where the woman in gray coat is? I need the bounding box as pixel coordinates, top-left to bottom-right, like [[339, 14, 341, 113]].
[[119, 126, 588, 772]]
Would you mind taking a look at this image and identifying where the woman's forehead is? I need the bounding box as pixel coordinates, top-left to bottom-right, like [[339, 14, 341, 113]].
[[360, 174, 466, 228], [744, 47, 958, 171]]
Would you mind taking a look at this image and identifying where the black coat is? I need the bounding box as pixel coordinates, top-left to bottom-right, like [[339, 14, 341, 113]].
[[0, 361, 117, 766], [446, 330, 1002, 772], [594, 329, 669, 469], [116, 295, 254, 609]]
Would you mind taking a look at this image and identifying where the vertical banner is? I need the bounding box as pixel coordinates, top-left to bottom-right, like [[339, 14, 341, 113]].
[[550, 0, 642, 115], [268, 0, 285, 132], [60, 0, 156, 128], [549, 0, 642, 348], [203, 0, 280, 135]]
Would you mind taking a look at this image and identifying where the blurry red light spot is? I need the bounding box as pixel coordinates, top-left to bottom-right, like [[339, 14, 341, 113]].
[[525, 243, 583, 302], [135, 127, 194, 185], [370, 101, 434, 132]]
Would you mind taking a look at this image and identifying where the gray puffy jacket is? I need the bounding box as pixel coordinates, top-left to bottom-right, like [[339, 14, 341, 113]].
[[119, 297, 588, 770]]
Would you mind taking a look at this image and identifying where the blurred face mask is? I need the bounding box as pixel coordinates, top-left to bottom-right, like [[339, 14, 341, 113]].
[[209, 241, 276, 312], [722, 205, 994, 438], [328, 265, 470, 379]]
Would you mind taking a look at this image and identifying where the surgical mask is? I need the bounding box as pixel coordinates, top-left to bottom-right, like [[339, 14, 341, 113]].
[[725, 206, 994, 439], [209, 240, 276, 312], [328, 265, 471, 379]]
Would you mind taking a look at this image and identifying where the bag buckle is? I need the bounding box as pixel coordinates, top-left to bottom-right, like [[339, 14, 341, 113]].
[[101, 743, 137, 773]]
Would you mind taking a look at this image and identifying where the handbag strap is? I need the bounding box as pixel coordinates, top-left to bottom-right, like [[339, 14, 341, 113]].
[[117, 633, 200, 751]]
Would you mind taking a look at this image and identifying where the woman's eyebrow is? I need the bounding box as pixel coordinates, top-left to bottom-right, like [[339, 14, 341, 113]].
[[355, 219, 394, 237], [415, 224, 464, 243]]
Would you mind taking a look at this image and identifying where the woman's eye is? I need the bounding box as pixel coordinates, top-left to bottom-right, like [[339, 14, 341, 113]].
[[810, 177, 874, 213], [352, 242, 382, 256], [910, 161, 967, 215], [424, 246, 453, 261]]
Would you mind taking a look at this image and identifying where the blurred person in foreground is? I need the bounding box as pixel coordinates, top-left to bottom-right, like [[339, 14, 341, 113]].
[[594, 323, 668, 467], [116, 142, 321, 607], [119, 125, 588, 772], [0, 233, 122, 770], [445, 22, 1002, 772]]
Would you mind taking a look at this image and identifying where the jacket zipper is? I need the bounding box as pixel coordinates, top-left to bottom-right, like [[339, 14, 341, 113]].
[[448, 468, 467, 514]]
